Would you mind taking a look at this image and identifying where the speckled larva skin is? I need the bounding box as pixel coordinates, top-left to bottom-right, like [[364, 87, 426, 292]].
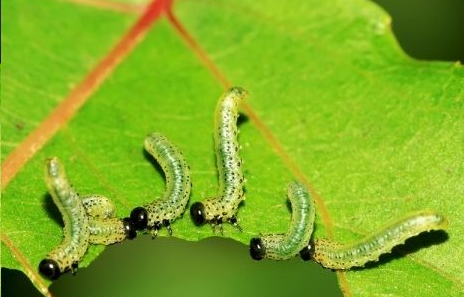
[[313, 211, 448, 269], [260, 182, 315, 260], [88, 218, 127, 245], [82, 195, 115, 219], [44, 157, 90, 273], [202, 87, 247, 222], [82, 195, 128, 245], [143, 133, 191, 227]]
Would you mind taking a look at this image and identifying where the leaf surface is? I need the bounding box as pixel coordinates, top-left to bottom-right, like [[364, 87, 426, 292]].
[[2, 0, 463, 296]]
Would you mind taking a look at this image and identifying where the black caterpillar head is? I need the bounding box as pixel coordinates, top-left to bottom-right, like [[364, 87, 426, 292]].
[[130, 207, 148, 230], [249, 238, 266, 261], [122, 217, 137, 239], [299, 240, 315, 261], [190, 202, 206, 225], [39, 259, 61, 280]]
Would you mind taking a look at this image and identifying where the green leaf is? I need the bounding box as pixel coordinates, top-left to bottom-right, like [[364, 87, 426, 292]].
[[2, 0, 463, 296], [1, 0, 136, 162]]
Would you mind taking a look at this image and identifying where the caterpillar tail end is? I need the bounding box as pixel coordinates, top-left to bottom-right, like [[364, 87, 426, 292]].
[[228, 86, 248, 99], [417, 210, 449, 231], [434, 213, 448, 230], [45, 157, 65, 180]]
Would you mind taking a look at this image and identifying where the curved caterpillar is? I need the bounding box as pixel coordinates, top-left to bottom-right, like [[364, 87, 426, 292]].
[[83, 195, 136, 245], [39, 158, 136, 280], [249, 182, 315, 260], [190, 87, 248, 233], [130, 132, 191, 237], [38, 157, 90, 280], [300, 210, 448, 269]]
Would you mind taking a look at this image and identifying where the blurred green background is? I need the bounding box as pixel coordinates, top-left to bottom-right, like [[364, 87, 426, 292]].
[[374, 0, 463, 61], [3, 236, 341, 297], [2, 0, 463, 296]]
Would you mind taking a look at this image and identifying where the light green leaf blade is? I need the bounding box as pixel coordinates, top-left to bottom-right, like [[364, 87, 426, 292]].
[[1, 0, 135, 162], [2, 0, 463, 296]]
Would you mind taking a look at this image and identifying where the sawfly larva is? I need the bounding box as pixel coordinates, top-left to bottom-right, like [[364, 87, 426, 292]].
[[83, 195, 136, 244], [300, 210, 447, 269], [250, 182, 315, 260], [130, 132, 191, 237], [38, 157, 90, 280], [190, 87, 248, 233]]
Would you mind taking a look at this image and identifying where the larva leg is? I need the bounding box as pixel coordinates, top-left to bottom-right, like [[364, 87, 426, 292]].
[[210, 222, 219, 234], [218, 224, 224, 235], [150, 230, 159, 239], [212, 217, 224, 235], [301, 211, 447, 269], [149, 222, 162, 239], [230, 216, 242, 232], [163, 220, 173, 236], [71, 262, 78, 275], [81, 195, 115, 219], [148, 220, 173, 238]]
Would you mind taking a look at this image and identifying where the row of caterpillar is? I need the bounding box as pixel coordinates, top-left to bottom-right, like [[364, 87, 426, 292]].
[[129, 87, 249, 236], [39, 87, 248, 280], [39, 87, 448, 281], [39, 131, 195, 280], [249, 182, 447, 269]]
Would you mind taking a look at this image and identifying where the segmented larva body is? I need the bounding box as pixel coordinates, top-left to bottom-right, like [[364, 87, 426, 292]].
[[190, 87, 248, 230], [82, 195, 115, 219], [82, 195, 135, 245], [250, 182, 315, 260], [130, 133, 191, 235], [302, 211, 447, 269], [39, 157, 90, 280], [88, 218, 132, 245]]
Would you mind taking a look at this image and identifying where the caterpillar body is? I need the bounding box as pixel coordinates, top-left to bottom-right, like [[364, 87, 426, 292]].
[[300, 210, 448, 269], [250, 182, 315, 260], [190, 87, 248, 232], [88, 218, 134, 245], [130, 133, 191, 237], [82, 195, 136, 245], [39, 157, 90, 280], [82, 195, 115, 219]]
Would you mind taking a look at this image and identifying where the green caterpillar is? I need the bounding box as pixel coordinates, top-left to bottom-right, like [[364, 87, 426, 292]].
[[38, 157, 90, 280], [300, 210, 447, 269], [250, 182, 315, 260], [190, 87, 248, 233], [83, 195, 136, 245], [130, 133, 191, 237]]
